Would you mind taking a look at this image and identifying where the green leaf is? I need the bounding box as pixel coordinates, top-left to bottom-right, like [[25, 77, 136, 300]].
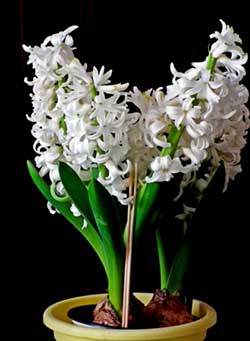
[[88, 179, 123, 252], [58, 162, 96, 228], [88, 178, 124, 315], [166, 165, 225, 294], [134, 182, 160, 241], [166, 235, 192, 294], [26, 161, 107, 271], [155, 227, 169, 290]]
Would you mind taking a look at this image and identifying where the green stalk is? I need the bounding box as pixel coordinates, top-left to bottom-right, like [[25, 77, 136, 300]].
[[90, 85, 98, 99], [155, 228, 169, 289], [206, 53, 217, 73], [160, 125, 185, 157]]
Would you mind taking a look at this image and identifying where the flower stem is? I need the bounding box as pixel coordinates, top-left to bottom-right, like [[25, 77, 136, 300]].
[[206, 53, 217, 73], [160, 125, 185, 157], [90, 85, 98, 99]]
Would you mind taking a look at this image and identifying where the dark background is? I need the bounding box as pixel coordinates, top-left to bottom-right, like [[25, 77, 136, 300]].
[[9, 0, 250, 339]]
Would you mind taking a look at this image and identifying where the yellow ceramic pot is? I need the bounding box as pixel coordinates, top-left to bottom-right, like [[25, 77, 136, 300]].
[[43, 293, 217, 341]]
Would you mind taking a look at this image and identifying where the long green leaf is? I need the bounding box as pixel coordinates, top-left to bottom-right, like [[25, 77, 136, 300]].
[[155, 227, 169, 290], [88, 178, 124, 315], [27, 161, 107, 271], [166, 235, 192, 294], [58, 162, 96, 228], [88, 178, 123, 251], [134, 182, 160, 241], [59, 160, 126, 291], [166, 165, 225, 294]]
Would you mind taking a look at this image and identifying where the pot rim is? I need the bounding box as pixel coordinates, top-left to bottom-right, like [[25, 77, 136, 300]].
[[43, 293, 217, 340]]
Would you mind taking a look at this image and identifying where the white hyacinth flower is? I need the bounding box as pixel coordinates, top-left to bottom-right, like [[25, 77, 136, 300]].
[[24, 21, 249, 217], [210, 20, 242, 58], [146, 156, 183, 183]]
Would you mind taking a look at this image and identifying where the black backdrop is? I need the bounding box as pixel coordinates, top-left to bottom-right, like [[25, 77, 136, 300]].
[[9, 0, 250, 339]]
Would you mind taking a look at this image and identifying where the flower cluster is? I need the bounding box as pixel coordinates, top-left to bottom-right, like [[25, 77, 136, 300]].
[[24, 20, 249, 216], [24, 26, 136, 212]]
